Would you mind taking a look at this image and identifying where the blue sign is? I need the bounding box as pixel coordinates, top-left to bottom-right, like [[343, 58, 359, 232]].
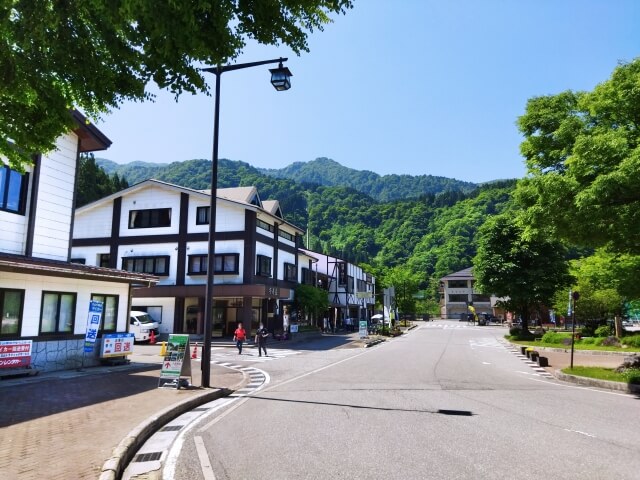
[[84, 301, 104, 352]]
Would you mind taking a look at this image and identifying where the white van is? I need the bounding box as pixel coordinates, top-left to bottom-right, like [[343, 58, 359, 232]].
[[129, 311, 160, 342]]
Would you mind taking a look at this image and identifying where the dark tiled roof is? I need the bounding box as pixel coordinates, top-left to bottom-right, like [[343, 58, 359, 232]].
[[0, 253, 157, 285]]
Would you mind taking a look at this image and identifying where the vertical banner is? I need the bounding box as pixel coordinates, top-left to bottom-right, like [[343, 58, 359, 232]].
[[84, 301, 104, 353]]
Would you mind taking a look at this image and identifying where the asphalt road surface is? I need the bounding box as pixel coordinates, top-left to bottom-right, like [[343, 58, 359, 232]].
[[161, 322, 640, 479]]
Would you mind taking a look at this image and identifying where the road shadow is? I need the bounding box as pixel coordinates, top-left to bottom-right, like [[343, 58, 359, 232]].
[[248, 394, 475, 416]]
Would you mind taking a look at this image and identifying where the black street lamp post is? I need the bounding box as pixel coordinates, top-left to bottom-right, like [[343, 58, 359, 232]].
[[200, 58, 292, 388]]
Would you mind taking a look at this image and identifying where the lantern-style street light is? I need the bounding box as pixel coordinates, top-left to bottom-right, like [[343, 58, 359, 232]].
[[200, 58, 292, 388]]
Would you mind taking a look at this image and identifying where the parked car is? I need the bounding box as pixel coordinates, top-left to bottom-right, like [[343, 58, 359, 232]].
[[129, 311, 160, 342]]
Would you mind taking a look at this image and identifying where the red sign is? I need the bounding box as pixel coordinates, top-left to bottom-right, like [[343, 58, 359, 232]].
[[0, 340, 32, 368]]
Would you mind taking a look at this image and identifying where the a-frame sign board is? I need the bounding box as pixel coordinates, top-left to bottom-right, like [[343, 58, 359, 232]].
[[159, 334, 192, 389]]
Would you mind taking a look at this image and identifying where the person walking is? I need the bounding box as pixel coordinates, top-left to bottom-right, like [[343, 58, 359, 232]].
[[233, 322, 246, 354], [255, 323, 269, 357]]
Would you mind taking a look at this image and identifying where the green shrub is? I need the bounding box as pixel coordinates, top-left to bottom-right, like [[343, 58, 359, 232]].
[[595, 325, 614, 337], [541, 331, 572, 344], [621, 369, 640, 385], [509, 326, 522, 337], [580, 337, 595, 345], [621, 335, 640, 348]]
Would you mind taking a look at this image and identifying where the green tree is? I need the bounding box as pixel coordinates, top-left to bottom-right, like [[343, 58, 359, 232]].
[[294, 284, 329, 326], [76, 153, 128, 207], [516, 59, 640, 255], [1, 0, 353, 170], [384, 266, 422, 316], [473, 214, 572, 335]]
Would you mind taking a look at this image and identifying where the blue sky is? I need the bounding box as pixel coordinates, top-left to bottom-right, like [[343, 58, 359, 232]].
[[97, 0, 640, 183]]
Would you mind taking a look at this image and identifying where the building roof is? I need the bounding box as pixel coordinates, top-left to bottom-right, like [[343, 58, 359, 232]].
[[76, 179, 304, 234], [71, 109, 112, 152], [0, 253, 158, 285], [440, 267, 474, 281]]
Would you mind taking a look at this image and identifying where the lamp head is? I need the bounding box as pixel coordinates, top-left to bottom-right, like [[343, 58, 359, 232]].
[[270, 62, 292, 91]]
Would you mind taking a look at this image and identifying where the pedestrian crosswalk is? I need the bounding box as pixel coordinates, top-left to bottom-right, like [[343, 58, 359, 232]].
[[209, 347, 302, 363], [422, 323, 484, 330]]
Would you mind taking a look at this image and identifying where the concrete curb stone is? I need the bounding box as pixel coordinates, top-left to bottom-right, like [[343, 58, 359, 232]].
[[555, 371, 640, 394]]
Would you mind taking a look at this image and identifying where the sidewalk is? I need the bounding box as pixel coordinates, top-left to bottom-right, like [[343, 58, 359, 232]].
[[0, 345, 246, 480], [522, 344, 640, 393]]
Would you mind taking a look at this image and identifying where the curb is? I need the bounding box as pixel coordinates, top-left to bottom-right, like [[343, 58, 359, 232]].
[[554, 371, 640, 394], [98, 386, 235, 480]]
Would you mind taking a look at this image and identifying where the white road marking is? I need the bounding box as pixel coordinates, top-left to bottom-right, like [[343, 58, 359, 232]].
[[194, 436, 217, 480], [564, 429, 596, 438]]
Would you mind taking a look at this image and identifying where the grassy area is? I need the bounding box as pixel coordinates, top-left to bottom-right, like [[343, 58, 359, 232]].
[[509, 339, 640, 352], [561, 366, 627, 382]]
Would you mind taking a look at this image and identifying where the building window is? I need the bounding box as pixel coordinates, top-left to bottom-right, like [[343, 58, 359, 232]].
[[0, 289, 24, 336], [196, 206, 209, 225], [128, 208, 171, 229], [448, 280, 468, 289], [284, 262, 297, 282], [472, 294, 491, 303], [256, 255, 272, 277], [257, 219, 274, 232], [348, 276, 354, 293], [98, 254, 110, 268], [301, 267, 313, 285], [40, 292, 76, 334], [278, 230, 294, 242], [215, 254, 239, 274], [448, 294, 468, 303], [122, 256, 170, 275], [0, 165, 28, 214], [187, 254, 239, 275], [91, 294, 119, 332], [70, 258, 86, 264]]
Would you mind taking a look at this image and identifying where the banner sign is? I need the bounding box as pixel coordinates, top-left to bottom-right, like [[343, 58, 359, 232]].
[[84, 301, 104, 353], [101, 333, 135, 358], [0, 340, 32, 368], [159, 334, 192, 387]]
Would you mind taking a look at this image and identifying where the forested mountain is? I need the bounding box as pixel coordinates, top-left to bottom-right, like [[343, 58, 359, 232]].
[[258, 157, 477, 202], [93, 157, 517, 301]]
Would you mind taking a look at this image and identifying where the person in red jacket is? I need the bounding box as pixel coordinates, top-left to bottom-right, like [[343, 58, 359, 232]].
[[233, 322, 246, 354]]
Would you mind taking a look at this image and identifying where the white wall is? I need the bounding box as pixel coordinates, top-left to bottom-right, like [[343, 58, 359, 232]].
[[31, 132, 78, 261], [184, 239, 245, 285], [131, 296, 175, 334], [70, 245, 111, 266], [73, 201, 114, 239], [0, 271, 130, 336]]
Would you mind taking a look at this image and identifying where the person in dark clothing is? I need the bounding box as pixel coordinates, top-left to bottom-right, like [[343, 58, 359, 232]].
[[255, 323, 269, 357]]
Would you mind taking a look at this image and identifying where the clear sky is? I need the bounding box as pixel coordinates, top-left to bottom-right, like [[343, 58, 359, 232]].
[[97, 0, 640, 184]]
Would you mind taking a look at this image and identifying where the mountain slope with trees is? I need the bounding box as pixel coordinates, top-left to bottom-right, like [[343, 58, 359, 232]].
[[258, 157, 477, 202]]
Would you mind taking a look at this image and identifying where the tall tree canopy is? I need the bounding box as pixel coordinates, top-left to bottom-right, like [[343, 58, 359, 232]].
[[1, 0, 353, 170], [473, 214, 572, 334], [515, 58, 640, 255]]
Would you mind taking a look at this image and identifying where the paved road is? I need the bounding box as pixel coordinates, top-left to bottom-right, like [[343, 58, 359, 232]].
[[157, 321, 640, 480]]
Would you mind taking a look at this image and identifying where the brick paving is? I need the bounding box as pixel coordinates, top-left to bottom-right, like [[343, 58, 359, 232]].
[[0, 348, 245, 480]]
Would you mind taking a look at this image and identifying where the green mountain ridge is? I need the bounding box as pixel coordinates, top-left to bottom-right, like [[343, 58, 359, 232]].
[[92, 156, 517, 302]]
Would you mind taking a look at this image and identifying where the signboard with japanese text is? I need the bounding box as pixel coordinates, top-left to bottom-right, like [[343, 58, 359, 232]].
[[159, 334, 191, 387], [83, 300, 103, 353], [359, 320, 368, 338], [0, 340, 32, 368], [100, 333, 135, 358]]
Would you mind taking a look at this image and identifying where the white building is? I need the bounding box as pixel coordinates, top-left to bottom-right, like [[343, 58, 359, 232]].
[[439, 267, 494, 319], [0, 111, 156, 372], [71, 180, 304, 337], [299, 248, 376, 326]]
